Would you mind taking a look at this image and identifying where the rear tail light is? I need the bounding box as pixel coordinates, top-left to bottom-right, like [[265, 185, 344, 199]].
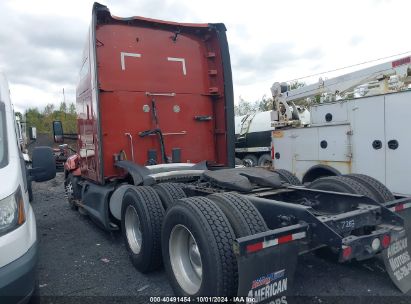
[[342, 246, 352, 260], [382, 235, 391, 249], [395, 204, 404, 212]]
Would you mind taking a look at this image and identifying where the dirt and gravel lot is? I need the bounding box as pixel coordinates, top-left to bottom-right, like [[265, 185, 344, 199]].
[[31, 173, 411, 303]]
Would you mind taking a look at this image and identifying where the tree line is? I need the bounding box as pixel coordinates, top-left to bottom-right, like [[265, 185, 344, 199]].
[[21, 102, 77, 134], [234, 81, 306, 116]]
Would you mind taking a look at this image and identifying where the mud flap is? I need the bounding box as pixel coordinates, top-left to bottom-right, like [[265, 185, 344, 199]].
[[235, 224, 306, 303], [382, 200, 411, 293]]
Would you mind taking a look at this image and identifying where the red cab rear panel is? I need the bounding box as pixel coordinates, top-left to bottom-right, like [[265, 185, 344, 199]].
[[76, 3, 234, 184]]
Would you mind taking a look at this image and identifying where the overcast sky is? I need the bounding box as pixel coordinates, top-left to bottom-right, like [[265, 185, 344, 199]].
[[0, 0, 410, 113]]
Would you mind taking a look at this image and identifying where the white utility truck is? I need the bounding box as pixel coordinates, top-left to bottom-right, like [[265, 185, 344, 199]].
[[270, 56, 411, 196]]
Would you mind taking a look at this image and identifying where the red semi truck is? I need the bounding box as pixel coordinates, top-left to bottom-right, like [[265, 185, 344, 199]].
[[53, 2, 411, 299]]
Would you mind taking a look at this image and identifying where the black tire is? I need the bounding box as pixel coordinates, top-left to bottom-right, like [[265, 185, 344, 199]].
[[308, 176, 378, 202], [28, 180, 33, 202], [208, 193, 267, 237], [274, 169, 302, 185], [243, 154, 258, 167], [257, 154, 272, 167], [162, 197, 237, 296], [344, 174, 395, 203], [235, 157, 243, 166], [121, 186, 164, 273], [64, 173, 81, 210], [153, 183, 186, 209]]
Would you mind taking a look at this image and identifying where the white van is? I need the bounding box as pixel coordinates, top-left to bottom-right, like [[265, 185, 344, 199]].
[[0, 73, 55, 303]]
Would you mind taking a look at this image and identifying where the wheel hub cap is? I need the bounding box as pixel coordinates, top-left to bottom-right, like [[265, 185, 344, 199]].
[[125, 205, 142, 254], [169, 224, 203, 295], [189, 240, 202, 277]]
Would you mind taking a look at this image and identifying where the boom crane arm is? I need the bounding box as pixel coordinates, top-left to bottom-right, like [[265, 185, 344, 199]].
[[272, 56, 411, 102], [270, 56, 411, 126]]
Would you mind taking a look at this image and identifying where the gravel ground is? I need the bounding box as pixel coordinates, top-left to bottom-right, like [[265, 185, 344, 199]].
[[31, 173, 411, 303]]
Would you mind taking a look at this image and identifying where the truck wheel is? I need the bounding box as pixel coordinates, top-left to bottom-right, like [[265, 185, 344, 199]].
[[308, 176, 378, 202], [153, 183, 186, 209], [274, 169, 302, 186], [121, 186, 164, 273], [257, 154, 272, 167], [208, 193, 267, 237], [162, 197, 237, 296], [243, 154, 258, 167], [64, 173, 81, 210], [235, 157, 243, 166], [344, 174, 395, 203]]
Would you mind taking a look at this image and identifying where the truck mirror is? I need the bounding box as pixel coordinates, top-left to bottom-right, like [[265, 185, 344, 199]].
[[30, 146, 56, 182], [29, 126, 37, 140], [53, 120, 64, 143]]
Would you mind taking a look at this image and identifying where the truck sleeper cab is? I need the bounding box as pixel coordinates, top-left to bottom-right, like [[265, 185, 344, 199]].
[[60, 2, 234, 186]]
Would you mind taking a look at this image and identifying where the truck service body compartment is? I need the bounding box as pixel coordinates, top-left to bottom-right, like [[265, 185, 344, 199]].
[[273, 90, 411, 195]]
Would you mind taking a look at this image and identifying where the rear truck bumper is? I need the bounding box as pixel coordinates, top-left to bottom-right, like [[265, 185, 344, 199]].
[[233, 195, 411, 301], [0, 241, 38, 304], [339, 225, 401, 262], [234, 224, 405, 302]]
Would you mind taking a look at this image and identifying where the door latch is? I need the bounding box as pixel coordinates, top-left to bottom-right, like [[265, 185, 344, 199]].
[[194, 116, 212, 121]]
